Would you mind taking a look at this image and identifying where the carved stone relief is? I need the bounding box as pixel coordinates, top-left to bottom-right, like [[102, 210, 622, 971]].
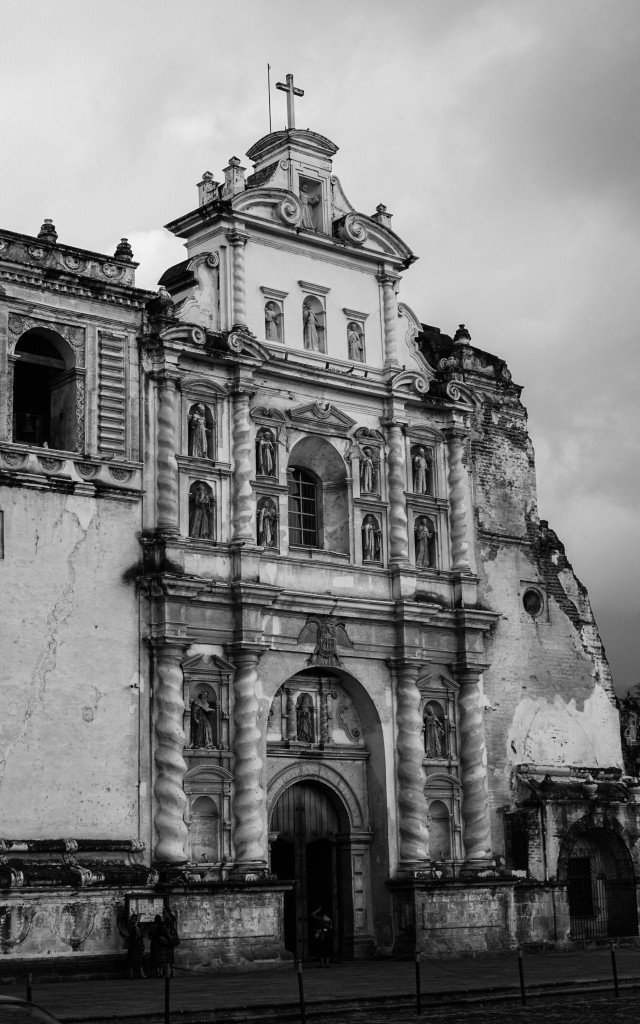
[[267, 677, 364, 748]]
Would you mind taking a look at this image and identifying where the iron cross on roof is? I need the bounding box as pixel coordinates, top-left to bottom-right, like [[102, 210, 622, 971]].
[[276, 73, 304, 130]]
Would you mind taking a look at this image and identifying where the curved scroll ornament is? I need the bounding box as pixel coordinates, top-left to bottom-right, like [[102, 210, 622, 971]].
[[386, 421, 409, 563], [336, 693, 361, 743], [0, 906, 33, 953], [232, 651, 266, 866], [231, 388, 254, 542], [276, 195, 303, 228], [458, 674, 492, 863], [337, 213, 368, 246], [396, 664, 430, 864], [447, 431, 470, 571], [153, 647, 188, 863]]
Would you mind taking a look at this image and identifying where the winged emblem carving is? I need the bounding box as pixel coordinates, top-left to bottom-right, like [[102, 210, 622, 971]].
[[297, 615, 354, 667]]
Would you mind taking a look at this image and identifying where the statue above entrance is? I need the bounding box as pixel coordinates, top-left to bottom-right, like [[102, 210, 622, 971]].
[[297, 614, 354, 668]]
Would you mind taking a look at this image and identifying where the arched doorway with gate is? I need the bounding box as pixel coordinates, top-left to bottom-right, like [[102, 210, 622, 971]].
[[561, 826, 638, 939], [270, 780, 345, 960], [266, 665, 385, 960]]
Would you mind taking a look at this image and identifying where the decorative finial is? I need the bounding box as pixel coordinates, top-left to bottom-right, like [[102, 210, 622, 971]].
[[372, 204, 393, 228], [222, 157, 246, 199], [114, 237, 134, 261], [38, 219, 58, 244], [197, 171, 219, 207], [453, 323, 471, 345], [275, 73, 304, 130]]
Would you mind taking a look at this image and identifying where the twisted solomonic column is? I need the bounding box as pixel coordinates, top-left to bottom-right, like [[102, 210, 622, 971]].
[[395, 663, 430, 866], [153, 644, 188, 863], [227, 232, 248, 328], [155, 369, 181, 535], [385, 419, 410, 564], [231, 649, 267, 870], [378, 273, 400, 368], [446, 427, 471, 572], [458, 670, 492, 864], [231, 386, 254, 543], [286, 688, 297, 741]]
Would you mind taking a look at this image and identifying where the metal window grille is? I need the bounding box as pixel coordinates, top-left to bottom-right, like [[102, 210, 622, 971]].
[[288, 469, 318, 548]]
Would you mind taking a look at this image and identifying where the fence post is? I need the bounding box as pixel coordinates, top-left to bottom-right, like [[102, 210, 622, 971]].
[[295, 958, 306, 1024], [164, 963, 171, 1024], [517, 947, 526, 1005], [414, 950, 422, 1014], [610, 941, 619, 998], [26, 973, 33, 1004]]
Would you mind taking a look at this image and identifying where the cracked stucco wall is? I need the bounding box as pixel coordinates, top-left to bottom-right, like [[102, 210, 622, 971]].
[[470, 385, 622, 859], [0, 488, 142, 837]]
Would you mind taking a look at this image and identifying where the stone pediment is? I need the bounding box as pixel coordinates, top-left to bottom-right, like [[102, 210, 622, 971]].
[[288, 401, 356, 437], [416, 664, 459, 693], [182, 653, 235, 679]]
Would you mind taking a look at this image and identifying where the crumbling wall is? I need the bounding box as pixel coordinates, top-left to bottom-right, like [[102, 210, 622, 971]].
[[468, 376, 621, 856]]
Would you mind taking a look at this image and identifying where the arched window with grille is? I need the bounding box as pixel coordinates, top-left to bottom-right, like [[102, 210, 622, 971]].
[[288, 467, 319, 548]]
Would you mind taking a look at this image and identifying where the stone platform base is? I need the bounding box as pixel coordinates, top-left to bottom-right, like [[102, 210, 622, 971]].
[[388, 877, 570, 956], [0, 880, 292, 980]]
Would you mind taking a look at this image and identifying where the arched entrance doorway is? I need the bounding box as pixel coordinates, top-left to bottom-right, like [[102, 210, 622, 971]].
[[565, 828, 638, 939], [270, 781, 343, 960]]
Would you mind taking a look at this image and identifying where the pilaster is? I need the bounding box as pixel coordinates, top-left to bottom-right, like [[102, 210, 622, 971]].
[[226, 231, 249, 328], [394, 661, 430, 869], [150, 638, 189, 865], [445, 425, 471, 572], [458, 668, 492, 866], [231, 384, 255, 543], [378, 272, 401, 369], [154, 367, 183, 536], [229, 645, 268, 874], [383, 418, 410, 565]]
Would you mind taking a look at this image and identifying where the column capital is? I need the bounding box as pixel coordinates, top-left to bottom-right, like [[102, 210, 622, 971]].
[[443, 424, 469, 443], [148, 366, 184, 388], [381, 416, 408, 432], [146, 635, 190, 657], [376, 271, 401, 286], [226, 229, 249, 246]]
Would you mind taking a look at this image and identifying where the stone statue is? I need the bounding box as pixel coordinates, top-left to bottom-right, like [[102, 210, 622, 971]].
[[300, 185, 320, 230], [424, 705, 445, 758], [415, 516, 434, 568], [303, 304, 322, 352], [189, 483, 212, 539], [190, 691, 215, 748], [188, 404, 208, 459], [360, 447, 376, 493], [257, 498, 278, 547], [256, 430, 276, 476], [412, 447, 430, 494], [347, 323, 364, 362], [362, 514, 381, 562], [264, 302, 281, 342], [296, 693, 314, 742]]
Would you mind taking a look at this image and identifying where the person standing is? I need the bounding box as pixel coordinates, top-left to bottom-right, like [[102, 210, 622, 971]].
[[311, 905, 333, 967], [126, 912, 146, 979]]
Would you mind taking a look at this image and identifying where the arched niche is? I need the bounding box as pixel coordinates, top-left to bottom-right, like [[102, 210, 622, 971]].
[[188, 480, 215, 540], [414, 514, 437, 569], [287, 436, 348, 555], [427, 799, 452, 861], [423, 699, 447, 759], [187, 403, 215, 460], [184, 765, 233, 867], [302, 295, 325, 353], [12, 329, 80, 451]]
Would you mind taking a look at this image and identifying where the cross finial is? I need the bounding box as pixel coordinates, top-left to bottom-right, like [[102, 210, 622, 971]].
[[276, 73, 304, 130]]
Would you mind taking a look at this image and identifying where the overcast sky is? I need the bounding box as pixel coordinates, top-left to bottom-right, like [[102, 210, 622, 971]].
[[2, 0, 638, 693]]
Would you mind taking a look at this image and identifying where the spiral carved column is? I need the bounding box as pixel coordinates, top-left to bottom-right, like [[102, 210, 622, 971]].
[[378, 273, 400, 368], [153, 644, 188, 863], [231, 386, 254, 542], [155, 369, 181, 535], [395, 663, 430, 866], [385, 420, 410, 564], [228, 232, 248, 328], [458, 671, 492, 864], [231, 649, 267, 869], [446, 428, 471, 571], [286, 688, 297, 741]]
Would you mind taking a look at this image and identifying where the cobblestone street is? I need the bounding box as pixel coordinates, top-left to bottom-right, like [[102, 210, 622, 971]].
[[310, 990, 640, 1024]]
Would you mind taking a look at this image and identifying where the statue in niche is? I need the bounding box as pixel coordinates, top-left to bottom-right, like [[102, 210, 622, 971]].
[[264, 301, 281, 342], [190, 691, 216, 748], [188, 404, 209, 459], [189, 482, 213, 539], [424, 705, 445, 758], [412, 447, 430, 494], [296, 693, 314, 743], [256, 429, 276, 476], [303, 303, 322, 352], [415, 516, 434, 568], [347, 322, 365, 362], [300, 185, 320, 230], [257, 498, 278, 547], [360, 447, 377, 494], [362, 514, 381, 562]]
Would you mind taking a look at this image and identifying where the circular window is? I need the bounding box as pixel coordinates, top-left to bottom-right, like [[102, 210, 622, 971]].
[[523, 588, 544, 618]]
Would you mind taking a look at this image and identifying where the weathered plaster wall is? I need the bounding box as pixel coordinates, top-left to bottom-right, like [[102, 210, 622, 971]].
[[470, 382, 621, 857], [0, 487, 142, 837]]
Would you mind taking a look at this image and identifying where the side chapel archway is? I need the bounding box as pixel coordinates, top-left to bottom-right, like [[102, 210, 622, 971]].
[[558, 822, 638, 939]]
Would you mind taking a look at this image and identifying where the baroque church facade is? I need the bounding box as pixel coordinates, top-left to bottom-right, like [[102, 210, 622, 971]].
[[1, 89, 638, 972]]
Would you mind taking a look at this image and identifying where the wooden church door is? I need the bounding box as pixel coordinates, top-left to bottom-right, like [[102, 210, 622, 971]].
[[270, 782, 342, 959]]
